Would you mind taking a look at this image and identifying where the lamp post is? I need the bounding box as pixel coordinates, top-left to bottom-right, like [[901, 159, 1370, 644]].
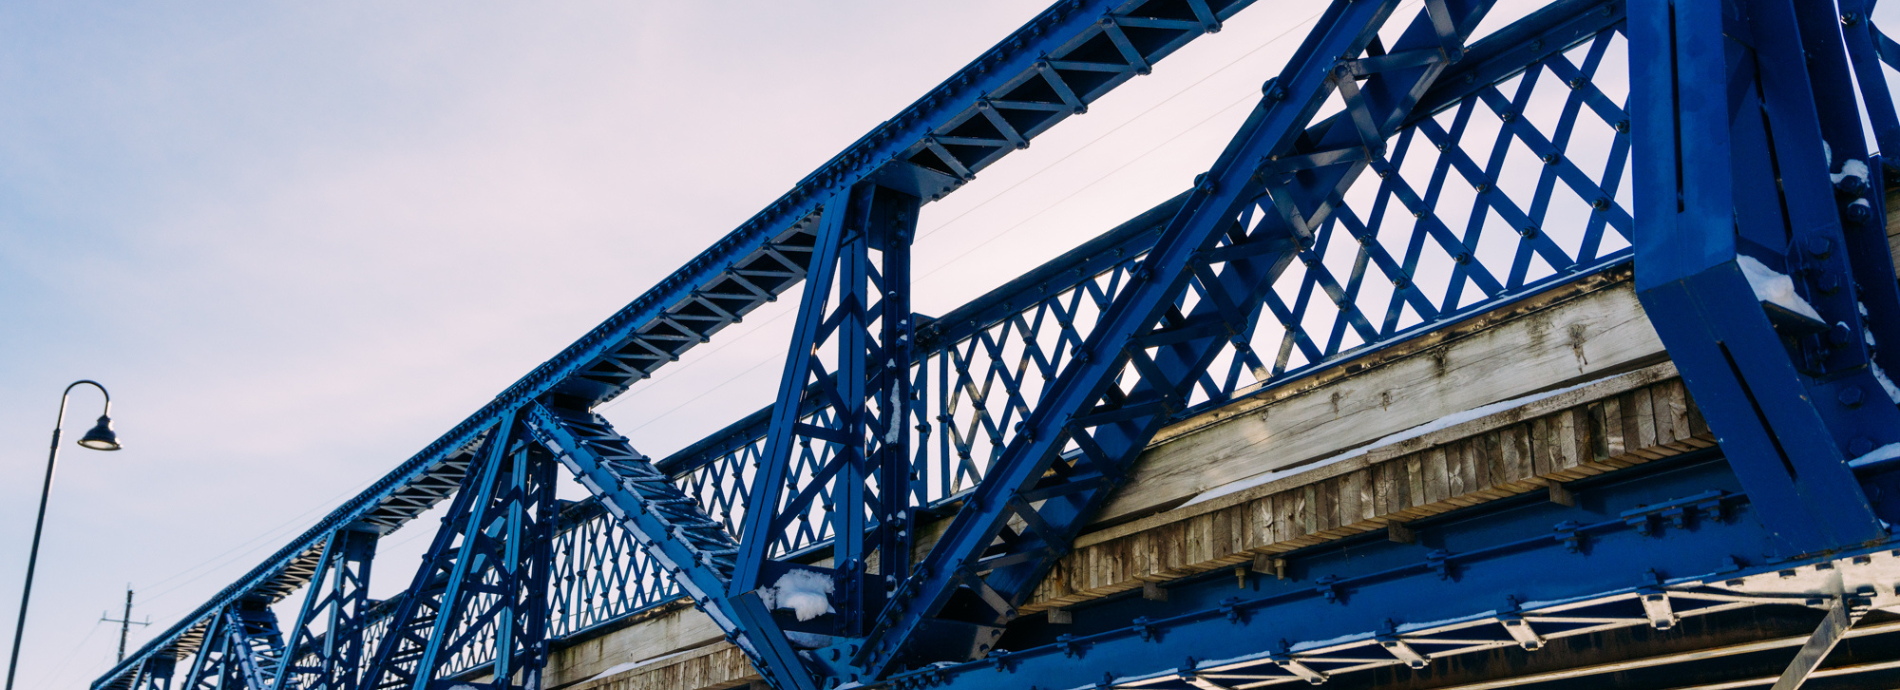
[[5, 380, 121, 690]]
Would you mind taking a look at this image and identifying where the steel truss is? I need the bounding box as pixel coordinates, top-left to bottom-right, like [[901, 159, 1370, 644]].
[[92, 0, 1900, 688], [1630, 0, 1900, 552]]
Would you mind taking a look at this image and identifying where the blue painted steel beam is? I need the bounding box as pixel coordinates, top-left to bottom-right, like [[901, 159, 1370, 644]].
[[98, 0, 1900, 686], [91, 3, 1266, 684], [1840, 0, 1900, 163], [731, 183, 922, 601], [884, 456, 1885, 690], [360, 415, 559, 690], [654, 192, 1190, 481], [222, 603, 287, 689], [855, 0, 1498, 675], [1629, 0, 1900, 555], [522, 401, 814, 690], [276, 528, 376, 690], [656, 0, 1633, 493], [129, 654, 174, 690]]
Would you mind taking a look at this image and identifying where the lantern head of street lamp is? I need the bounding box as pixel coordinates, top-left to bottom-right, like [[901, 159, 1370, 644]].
[[77, 415, 121, 451]]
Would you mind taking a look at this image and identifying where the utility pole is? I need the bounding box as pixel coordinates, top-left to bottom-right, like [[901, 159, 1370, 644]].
[[99, 586, 149, 662]]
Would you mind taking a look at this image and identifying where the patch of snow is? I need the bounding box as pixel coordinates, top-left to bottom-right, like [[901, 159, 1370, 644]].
[[785, 631, 833, 649], [1185, 376, 1610, 506], [1825, 139, 1833, 166], [1851, 443, 1900, 468], [584, 648, 700, 682], [1738, 256, 1823, 322], [1874, 362, 1900, 405], [1712, 550, 1900, 612], [1834, 159, 1870, 188], [886, 390, 903, 443], [1288, 631, 1373, 652], [761, 569, 835, 621], [1395, 612, 1498, 633]]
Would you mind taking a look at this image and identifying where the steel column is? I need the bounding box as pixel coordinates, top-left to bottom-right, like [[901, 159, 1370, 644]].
[[361, 412, 558, 690], [277, 528, 377, 690], [1628, 0, 1900, 555], [856, 0, 1496, 675]]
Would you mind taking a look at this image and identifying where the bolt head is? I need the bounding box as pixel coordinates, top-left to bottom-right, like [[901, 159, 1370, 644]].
[[1851, 437, 1877, 457], [1840, 386, 1865, 407]]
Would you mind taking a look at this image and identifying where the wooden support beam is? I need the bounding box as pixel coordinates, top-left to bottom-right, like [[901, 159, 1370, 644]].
[[1388, 522, 1416, 544], [1023, 365, 1715, 616], [1102, 272, 1663, 523], [1252, 554, 1287, 580], [1143, 581, 1169, 601], [1548, 481, 1577, 507]]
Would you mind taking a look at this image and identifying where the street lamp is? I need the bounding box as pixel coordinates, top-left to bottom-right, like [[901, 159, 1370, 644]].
[[5, 381, 121, 690]]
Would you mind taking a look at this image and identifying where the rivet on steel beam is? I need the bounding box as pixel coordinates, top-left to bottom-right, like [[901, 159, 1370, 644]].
[[1262, 78, 1285, 101]]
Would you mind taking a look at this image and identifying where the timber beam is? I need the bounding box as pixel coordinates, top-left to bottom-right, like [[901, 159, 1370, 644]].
[[891, 455, 1896, 690]]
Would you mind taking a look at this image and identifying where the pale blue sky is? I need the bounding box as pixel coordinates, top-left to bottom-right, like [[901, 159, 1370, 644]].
[[4, 2, 1893, 687]]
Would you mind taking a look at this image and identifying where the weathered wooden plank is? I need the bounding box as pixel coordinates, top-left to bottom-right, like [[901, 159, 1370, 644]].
[[1102, 276, 1665, 521], [1562, 408, 1585, 470], [1316, 479, 1338, 534], [1599, 398, 1622, 458], [1530, 416, 1553, 477], [1665, 380, 1692, 442], [1014, 369, 1720, 624], [1248, 492, 1273, 551], [566, 642, 755, 690], [1446, 441, 1469, 500], [1888, 188, 1900, 270], [1405, 455, 1426, 509], [1632, 386, 1659, 455], [1302, 485, 1318, 535], [1354, 467, 1375, 522]]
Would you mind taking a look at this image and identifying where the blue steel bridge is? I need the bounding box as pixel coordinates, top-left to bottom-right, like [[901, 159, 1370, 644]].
[[88, 0, 1900, 689]]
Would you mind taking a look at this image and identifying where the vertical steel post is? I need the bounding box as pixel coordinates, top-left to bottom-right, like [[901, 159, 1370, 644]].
[[733, 196, 852, 595], [871, 188, 920, 607], [1629, 0, 1899, 554]]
